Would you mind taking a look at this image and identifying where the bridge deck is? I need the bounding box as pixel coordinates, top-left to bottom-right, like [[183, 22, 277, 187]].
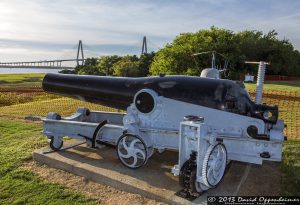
[[0, 66, 74, 69]]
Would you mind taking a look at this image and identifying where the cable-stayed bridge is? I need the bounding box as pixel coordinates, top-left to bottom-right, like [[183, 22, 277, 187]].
[[0, 37, 155, 70], [0, 40, 86, 69]]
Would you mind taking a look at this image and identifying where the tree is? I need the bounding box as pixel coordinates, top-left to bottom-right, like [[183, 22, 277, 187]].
[[65, 53, 156, 77], [59, 58, 103, 75], [138, 52, 155, 76], [75, 58, 104, 75], [150, 27, 238, 76], [112, 54, 155, 77], [113, 56, 140, 77], [150, 27, 300, 78], [98, 55, 122, 76]]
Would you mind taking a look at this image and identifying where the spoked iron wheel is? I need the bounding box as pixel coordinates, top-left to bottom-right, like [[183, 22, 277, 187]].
[[202, 143, 227, 188], [117, 134, 148, 169]]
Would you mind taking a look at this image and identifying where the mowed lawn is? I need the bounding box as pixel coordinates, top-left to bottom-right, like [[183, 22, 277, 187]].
[[0, 73, 44, 84], [0, 119, 97, 205], [0, 73, 299, 202], [0, 74, 98, 204]]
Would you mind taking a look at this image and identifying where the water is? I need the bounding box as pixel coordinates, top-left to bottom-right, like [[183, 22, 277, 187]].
[[0, 68, 64, 74]]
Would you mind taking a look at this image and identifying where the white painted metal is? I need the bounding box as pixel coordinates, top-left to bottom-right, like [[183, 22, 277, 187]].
[[117, 135, 147, 168], [200, 68, 220, 79], [202, 143, 227, 187], [42, 86, 284, 193], [245, 61, 270, 104], [172, 119, 227, 191], [244, 74, 254, 82], [256, 61, 266, 104], [43, 89, 283, 164], [49, 136, 63, 150]]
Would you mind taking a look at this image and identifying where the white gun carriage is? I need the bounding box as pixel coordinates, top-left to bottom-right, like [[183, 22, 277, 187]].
[[41, 66, 284, 196]]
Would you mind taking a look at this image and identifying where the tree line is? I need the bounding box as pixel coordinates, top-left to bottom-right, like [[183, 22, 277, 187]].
[[61, 27, 300, 78], [61, 52, 155, 77]]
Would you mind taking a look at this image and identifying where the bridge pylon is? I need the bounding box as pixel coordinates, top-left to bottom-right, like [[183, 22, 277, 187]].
[[141, 36, 147, 55], [77, 40, 84, 66]]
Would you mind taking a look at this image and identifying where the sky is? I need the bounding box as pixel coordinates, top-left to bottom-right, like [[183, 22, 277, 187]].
[[0, 0, 300, 62]]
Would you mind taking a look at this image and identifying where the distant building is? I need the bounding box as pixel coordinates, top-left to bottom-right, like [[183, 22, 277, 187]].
[[244, 73, 254, 83]]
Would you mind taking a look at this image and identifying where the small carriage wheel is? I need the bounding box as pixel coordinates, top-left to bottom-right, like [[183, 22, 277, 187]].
[[49, 136, 63, 151]]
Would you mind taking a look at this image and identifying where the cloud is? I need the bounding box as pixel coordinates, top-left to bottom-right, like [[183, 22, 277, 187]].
[[0, 0, 299, 61]]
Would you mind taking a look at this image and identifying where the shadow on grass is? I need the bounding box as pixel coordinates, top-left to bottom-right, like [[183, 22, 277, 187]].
[[265, 81, 300, 88], [247, 92, 300, 102], [0, 76, 43, 85], [23, 76, 43, 83], [0, 80, 9, 84], [280, 140, 300, 196]]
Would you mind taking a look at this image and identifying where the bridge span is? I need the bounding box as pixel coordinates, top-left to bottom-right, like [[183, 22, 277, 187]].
[[0, 59, 85, 69], [0, 40, 86, 70]]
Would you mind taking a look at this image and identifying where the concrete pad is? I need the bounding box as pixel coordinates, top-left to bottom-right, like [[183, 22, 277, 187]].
[[33, 140, 250, 205]]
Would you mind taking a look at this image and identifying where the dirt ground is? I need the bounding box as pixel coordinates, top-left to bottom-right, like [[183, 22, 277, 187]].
[[20, 160, 281, 205], [238, 161, 281, 196], [20, 161, 166, 205]]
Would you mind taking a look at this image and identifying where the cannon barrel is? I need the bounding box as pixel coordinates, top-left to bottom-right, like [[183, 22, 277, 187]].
[[42, 73, 278, 123]]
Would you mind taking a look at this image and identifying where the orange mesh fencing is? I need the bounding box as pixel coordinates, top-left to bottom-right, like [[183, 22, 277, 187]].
[[0, 86, 299, 139], [248, 90, 300, 139]]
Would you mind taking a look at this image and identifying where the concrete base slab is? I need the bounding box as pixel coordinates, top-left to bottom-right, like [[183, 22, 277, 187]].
[[33, 140, 251, 205]]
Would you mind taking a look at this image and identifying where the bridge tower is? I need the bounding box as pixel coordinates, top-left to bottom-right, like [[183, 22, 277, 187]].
[[76, 40, 84, 66], [141, 36, 147, 55]]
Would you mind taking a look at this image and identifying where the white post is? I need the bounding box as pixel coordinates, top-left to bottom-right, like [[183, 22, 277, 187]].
[[255, 61, 266, 104], [245, 61, 269, 104]]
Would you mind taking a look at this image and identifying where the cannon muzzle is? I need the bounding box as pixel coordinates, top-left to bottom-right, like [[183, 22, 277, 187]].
[[43, 73, 138, 110]]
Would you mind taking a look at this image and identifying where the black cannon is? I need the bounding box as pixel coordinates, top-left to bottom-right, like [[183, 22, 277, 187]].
[[43, 73, 278, 123]]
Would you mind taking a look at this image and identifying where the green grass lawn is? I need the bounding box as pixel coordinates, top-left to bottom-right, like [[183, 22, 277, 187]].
[[0, 97, 118, 118], [0, 73, 59, 107], [244, 81, 300, 92], [0, 119, 97, 205], [281, 140, 300, 196], [0, 73, 45, 85]]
